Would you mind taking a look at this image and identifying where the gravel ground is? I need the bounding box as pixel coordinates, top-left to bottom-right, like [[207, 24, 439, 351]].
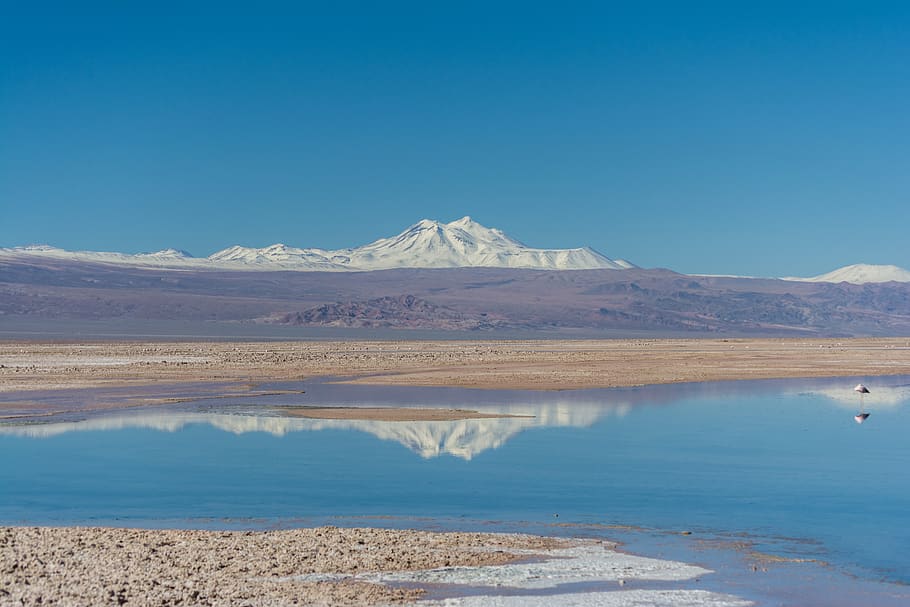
[[0, 526, 565, 606], [2, 338, 910, 394]]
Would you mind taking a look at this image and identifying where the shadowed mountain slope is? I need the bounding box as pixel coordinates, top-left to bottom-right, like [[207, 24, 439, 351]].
[[2, 257, 910, 336]]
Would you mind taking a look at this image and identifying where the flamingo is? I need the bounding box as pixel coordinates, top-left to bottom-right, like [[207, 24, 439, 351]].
[[854, 384, 870, 423]]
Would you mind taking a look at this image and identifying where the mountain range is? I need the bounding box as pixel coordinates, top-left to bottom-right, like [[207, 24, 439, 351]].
[[2, 216, 906, 283], [787, 264, 910, 285], [2, 217, 910, 337], [0, 217, 632, 272]]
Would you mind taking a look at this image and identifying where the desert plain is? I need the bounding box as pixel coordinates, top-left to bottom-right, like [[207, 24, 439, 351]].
[[3, 337, 910, 395]]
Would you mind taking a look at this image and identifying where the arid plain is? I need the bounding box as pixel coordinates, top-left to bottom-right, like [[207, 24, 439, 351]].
[[4, 338, 910, 395]]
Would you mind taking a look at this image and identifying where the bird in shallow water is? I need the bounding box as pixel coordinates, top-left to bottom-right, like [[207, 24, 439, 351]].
[[854, 384, 870, 423]]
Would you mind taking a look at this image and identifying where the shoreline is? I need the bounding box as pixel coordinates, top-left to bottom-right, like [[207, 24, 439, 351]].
[[0, 526, 560, 606], [4, 521, 905, 607], [0, 525, 755, 607]]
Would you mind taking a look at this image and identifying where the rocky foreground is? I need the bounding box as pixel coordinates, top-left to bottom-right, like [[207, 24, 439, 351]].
[[0, 526, 565, 606]]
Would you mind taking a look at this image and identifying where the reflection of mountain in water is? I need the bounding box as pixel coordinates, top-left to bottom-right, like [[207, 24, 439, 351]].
[[800, 385, 910, 410], [0, 401, 628, 460]]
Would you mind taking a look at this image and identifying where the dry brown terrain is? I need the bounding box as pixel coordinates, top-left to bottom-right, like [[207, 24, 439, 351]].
[[2, 338, 910, 395], [5, 259, 910, 336], [0, 526, 565, 607]]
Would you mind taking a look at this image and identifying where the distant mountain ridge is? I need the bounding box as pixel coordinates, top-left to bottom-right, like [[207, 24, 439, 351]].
[[275, 294, 502, 330], [786, 264, 910, 285], [4, 258, 910, 336], [1, 217, 632, 272], [3, 219, 907, 283]]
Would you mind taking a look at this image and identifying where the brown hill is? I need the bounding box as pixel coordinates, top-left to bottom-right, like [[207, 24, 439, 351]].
[[2, 258, 909, 337]]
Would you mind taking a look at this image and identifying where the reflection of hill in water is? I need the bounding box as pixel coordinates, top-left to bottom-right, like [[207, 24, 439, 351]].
[[0, 401, 628, 460], [798, 385, 910, 410]]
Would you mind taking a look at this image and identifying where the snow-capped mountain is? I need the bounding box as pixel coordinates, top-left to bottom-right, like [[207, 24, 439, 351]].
[[207, 244, 344, 270], [1, 217, 632, 272], [339, 216, 631, 270], [0, 244, 200, 267], [785, 264, 910, 285], [135, 248, 194, 260]]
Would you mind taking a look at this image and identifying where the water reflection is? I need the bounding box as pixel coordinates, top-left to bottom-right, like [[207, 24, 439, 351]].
[[4, 376, 910, 459], [3, 376, 910, 589], [0, 400, 629, 460], [796, 384, 910, 409]]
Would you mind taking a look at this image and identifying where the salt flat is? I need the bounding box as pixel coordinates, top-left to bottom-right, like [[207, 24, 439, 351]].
[[2, 338, 910, 395]]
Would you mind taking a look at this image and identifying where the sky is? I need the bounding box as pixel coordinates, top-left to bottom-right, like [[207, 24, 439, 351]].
[[1, 2, 908, 277]]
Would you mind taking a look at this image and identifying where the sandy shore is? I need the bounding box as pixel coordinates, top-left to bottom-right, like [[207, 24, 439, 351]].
[[2, 338, 910, 395], [0, 526, 566, 606]]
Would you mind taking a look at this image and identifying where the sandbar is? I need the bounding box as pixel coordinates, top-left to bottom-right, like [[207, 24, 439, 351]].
[[282, 406, 532, 421]]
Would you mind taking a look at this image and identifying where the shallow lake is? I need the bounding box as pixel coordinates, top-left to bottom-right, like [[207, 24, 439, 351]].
[[2, 375, 909, 596]]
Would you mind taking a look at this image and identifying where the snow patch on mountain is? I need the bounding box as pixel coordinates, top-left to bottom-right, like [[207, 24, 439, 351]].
[[335, 216, 628, 271], [135, 248, 195, 260], [1, 217, 630, 272], [0, 245, 205, 268], [784, 264, 910, 284], [207, 244, 345, 270]]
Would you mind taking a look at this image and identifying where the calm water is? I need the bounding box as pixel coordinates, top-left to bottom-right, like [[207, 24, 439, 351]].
[[2, 376, 909, 588]]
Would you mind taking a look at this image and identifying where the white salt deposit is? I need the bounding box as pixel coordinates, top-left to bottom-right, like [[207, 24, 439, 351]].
[[372, 542, 711, 589], [419, 589, 752, 606], [288, 540, 752, 606], [0, 355, 209, 368]]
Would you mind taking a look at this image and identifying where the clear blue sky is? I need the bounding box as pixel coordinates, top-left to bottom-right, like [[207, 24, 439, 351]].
[[2, 2, 908, 276]]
